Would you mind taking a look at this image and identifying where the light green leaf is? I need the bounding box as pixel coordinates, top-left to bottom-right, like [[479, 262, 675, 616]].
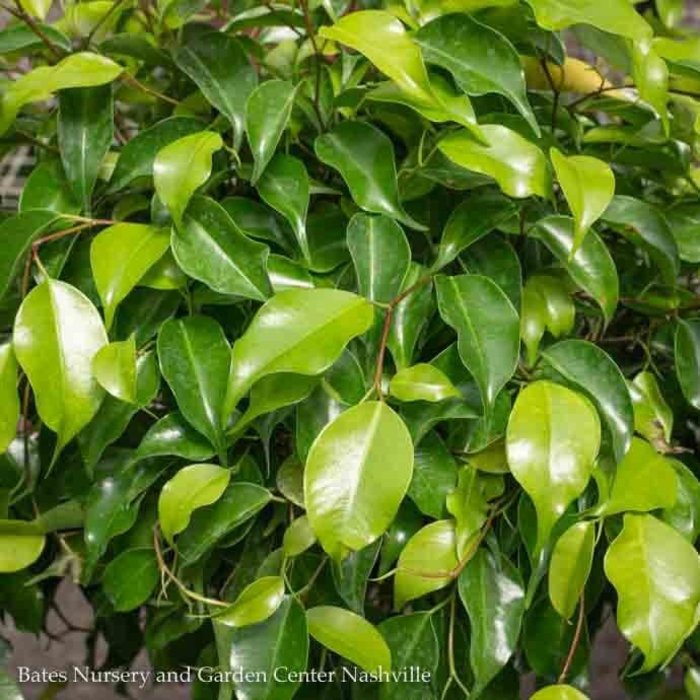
[[0, 344, 19, 454], [436, 274, 520, 412], [306, 606, 391, 674], [315, 121, 425, 230], [394, 519, 458, 608], [319, 11, 433, 103], [347, 214, 410, 303], [173, 195, 271, 301], [524, 0, 651, 41], [257, 154, 310, 261], [102, 547, 158, 612], [506, 381, 601, 554], [458, 548, 525, 695], [14, 279, 107, 457], [629, 371, 673, 446], [602, 196, 679, 286], [549, 521, 595, 620], [531, 686, 590, 700], [0, 521, 45, 573], [602, 437, 678, 515], [216, 576, 285, 628], [90, 222, 170, 329], [173, 31, 256, 146], [136, 413, 215, 462], [438, 125, 550, 199], [246, 80, 296, 183], [550, 149, 615, 251], [390, 364, 460, 403], [283, 516, 316, 557], [108, 116, 204, 193], [227, 288, 373, 408], [153, 131, 223, 226], [0, 52, 123, 136], [541, 339, 634, 463], [19, 159, 79, 214], [675, 319, 700, 410], [433, 191, 517, 272], [157, 316, 230, 459], [532, 216, 619, 323], [91, 337, 137, 404], [18, 0, 51, 19], [58, 85, 113, 213], [605, 514, 700, 671], [631, 39, 670, 135], [304, 401, 413, 560], [158, 463, 231, 544], [415, 13, 539, 136]]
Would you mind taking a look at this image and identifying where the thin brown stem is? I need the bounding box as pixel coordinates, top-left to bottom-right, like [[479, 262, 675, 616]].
[[558, 592, 586, 684], [2, 1, 64, 59], [122, 74, 181, 106]]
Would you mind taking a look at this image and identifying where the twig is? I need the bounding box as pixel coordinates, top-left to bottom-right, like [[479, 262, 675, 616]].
[[2, 0, 64, 60], [558, 592, 586, 684], [122, 74, 181, 106]]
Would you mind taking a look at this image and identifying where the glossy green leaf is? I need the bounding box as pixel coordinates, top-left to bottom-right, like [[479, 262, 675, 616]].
[[603, 196, 679, 286], [257, 154, 310, 260], [532, 216, 619, 323], [458, 548, 525, 695], [227, 288, 373, 408], [224, 596, 308, 700], [102, 547, 158, 612], [315, 121, 425, 230], [665, 203, 700, 263], [531, 687, 590, 700], [91, 336, 137, 403], [663, 460, 700, 543], [58, 85, 113, 212], [136, 413, 216, 461], [19, 160, 79, 214], [176, 481, 271, 562], [631, 39, 669, 134], [157, 316, 230, 458], [319, 11, 434, 103], [0, 521, 45, 573], [550, 148, 615, 251], [347, 214, 411, 303], [629, 371, 673, 446], [602, 437, 677, 515], [506, 381, 601, 554], [0, 52, 123, 135], [306, 606, 391, 674], [173, 31, 256, 145], [524, 0, 651, 40], [436, 274, 520, 411], [438, 126, 551, 199], [395, 519, 458, 608], [108, 116, 204, 193], [378, 613, 439, 700], [675, 319, 700, 410], [90, 223, 170, 329], [158, 463, 230, 544], [416, 14, 538, 135], [0, 210, 63, 300], [304, 401, 413, 560], [409, 432, 458, 518], [0, 344, 18, 454], [283, 516, 316, 557], [542, 339, 633, 463], [549, 521, 595, 620], [14, 279, 107, 457], [173, 195, 271, 300], [153, 131, 223, 226], [433, 191, 517, 272], [246, 80, 296, 183], [605, 514, 700, 671], [390, 364, 460, 403], [216, 576, 285, 628]]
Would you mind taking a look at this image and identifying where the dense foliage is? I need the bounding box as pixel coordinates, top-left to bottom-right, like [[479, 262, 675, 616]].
[[2, 0, 700, 698]]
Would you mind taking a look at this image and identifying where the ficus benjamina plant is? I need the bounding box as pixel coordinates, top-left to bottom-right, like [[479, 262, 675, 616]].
[[2, 0, 700, 698]]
